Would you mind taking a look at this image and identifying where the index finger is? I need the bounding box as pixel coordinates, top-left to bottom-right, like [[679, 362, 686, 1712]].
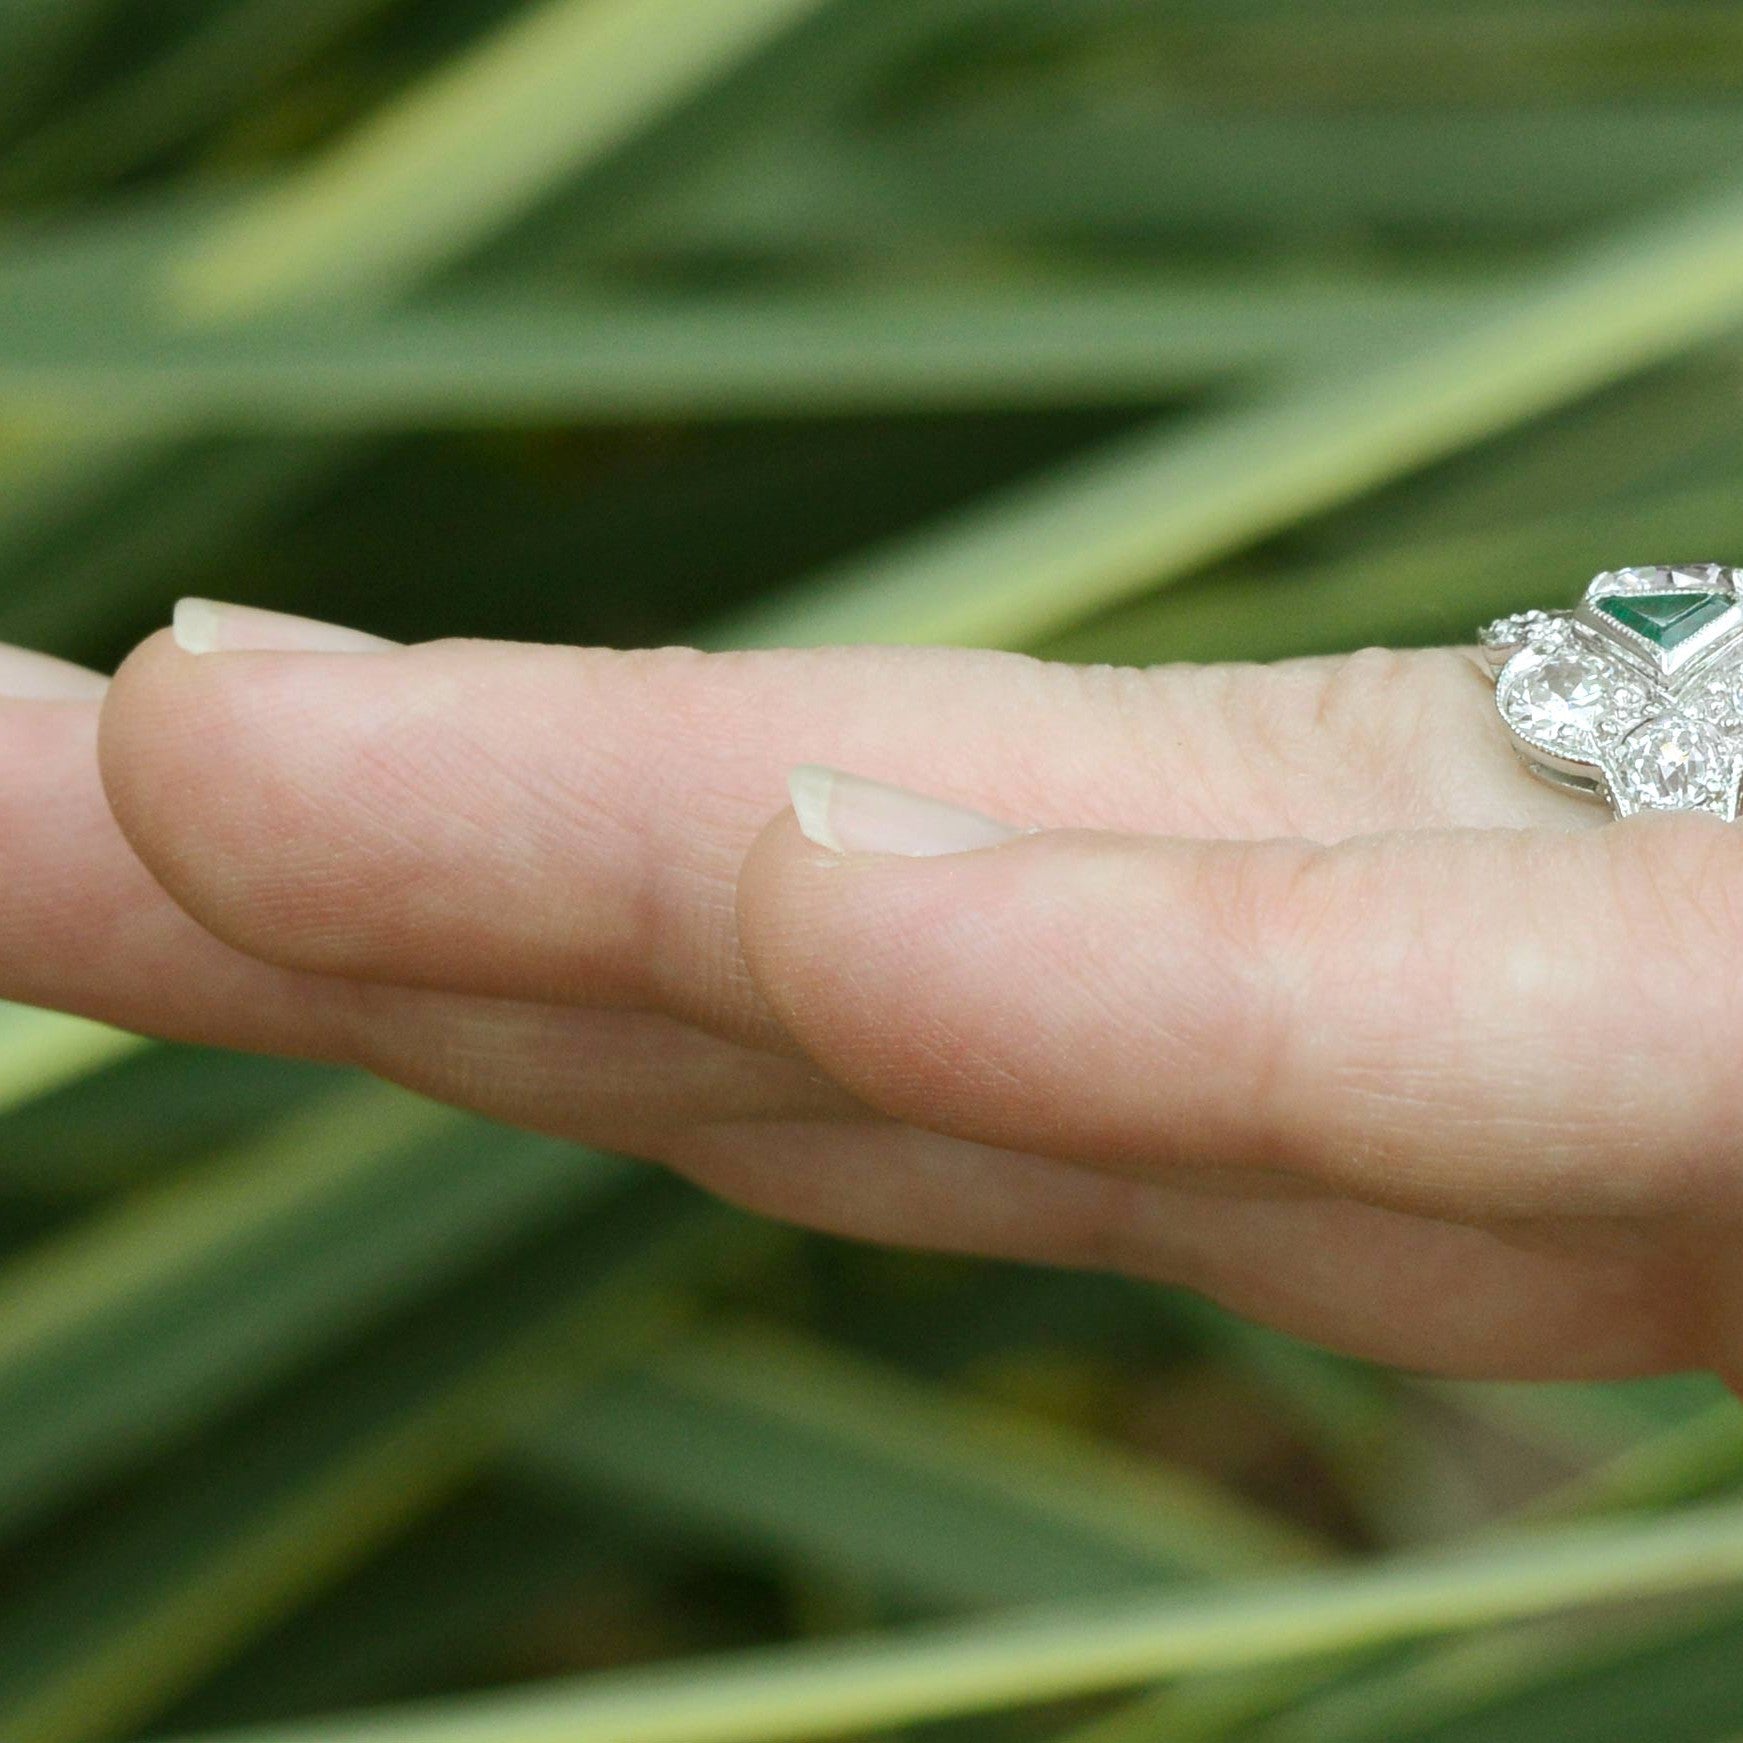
[[97, 621, 1594, 1049]]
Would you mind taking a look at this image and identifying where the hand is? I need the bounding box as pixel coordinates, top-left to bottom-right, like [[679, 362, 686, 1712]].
[[6, 601, 1739, 1385]]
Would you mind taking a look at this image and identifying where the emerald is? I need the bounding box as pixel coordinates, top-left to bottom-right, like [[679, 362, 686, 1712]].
[[1597, 591, 1734, 651]]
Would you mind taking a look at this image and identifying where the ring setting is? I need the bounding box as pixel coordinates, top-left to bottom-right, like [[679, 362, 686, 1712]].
[[1481, 565, 1743, 820]]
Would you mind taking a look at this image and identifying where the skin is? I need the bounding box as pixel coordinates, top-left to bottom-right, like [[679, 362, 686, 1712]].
[[5, 624, 1741, 1388]]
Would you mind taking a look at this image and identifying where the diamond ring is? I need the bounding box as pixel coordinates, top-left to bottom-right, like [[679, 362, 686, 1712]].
[[1481, 565, 1743, 820]]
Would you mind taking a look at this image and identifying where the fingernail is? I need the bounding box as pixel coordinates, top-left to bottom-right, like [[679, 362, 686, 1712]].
[[172, 599, 396, 655], [789, 765, 1024, 857], [0, 644, 109, 701]]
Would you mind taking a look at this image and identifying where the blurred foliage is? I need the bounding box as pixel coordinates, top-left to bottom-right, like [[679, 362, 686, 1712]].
[[5, 1, 1743, 1739]]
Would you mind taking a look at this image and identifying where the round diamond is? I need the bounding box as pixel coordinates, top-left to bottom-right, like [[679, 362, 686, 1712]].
[[1611, 712, 1732, 810], [1501, 648, 1612, 751]]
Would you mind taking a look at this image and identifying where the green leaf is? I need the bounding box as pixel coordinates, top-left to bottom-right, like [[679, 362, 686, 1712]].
[[1263, 1599, 1743, 1743], [0, 1003, 146, 1116], [0, 0, 405, 201], [157, 1492, 654, 1730], [174, 0, 836, 317], [606, 106, 1743, 262], [0, 279, 1503, 429], [140, 1498, 1743, 1743], [0, 1175, 735, 1743], [1059, 1376, 1743, 1743], [1039, 477, 1743, 669], [0, 0, 830, 619], [0, 435, 346, 649], [0, 1046, 344, 1201], [516, 1320, 1320, 1608], [0, 1085, 614, 1535], [714, 185, 1743, 650]]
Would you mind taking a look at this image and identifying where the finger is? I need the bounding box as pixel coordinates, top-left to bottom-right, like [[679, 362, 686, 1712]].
[[0, 672, 852, 1140], [0, 644, 110, 702], [344, 993, 855, 1153], [0, 680, 317, 1053], [663, 1121, 1679, 1378], [0, 692, 1349, 1218], [3, 648, 1688, 1376], [735, 774, 1743, 1232], [97, 624, 1594, 1048]]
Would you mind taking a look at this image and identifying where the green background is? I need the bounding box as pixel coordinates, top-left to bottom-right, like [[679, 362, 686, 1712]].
[[5, 2, 1743, 1739]]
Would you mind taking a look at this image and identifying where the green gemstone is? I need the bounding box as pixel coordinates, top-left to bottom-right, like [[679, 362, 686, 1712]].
[[1597, 591, 1734, 650]]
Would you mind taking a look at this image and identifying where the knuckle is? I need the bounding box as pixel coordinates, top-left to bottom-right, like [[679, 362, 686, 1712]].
[[1203, 835, 1468, 1190], [1308, 645, 1473, 751], [1229, 647, 1481, 828], [1176, 838, 1349, 1157]]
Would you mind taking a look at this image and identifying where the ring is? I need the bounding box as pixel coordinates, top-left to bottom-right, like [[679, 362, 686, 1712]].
[[1481, 564, 1743, 820]]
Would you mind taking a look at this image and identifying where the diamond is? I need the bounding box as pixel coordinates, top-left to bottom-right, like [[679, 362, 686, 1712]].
[[1479, 610, 1548, 649], [1597, 567, 1675, 594], [1666, 563, 1731, 589], [1596, 591, 1734, 650], [1500, 648, 1613, 752], [1594, 677, 1651, 739], [1593, 564, 1730, 596], [1526, 615, 1575, 652], [1610, 711, 1733, 812], [1691, 672, 1743, 727]]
